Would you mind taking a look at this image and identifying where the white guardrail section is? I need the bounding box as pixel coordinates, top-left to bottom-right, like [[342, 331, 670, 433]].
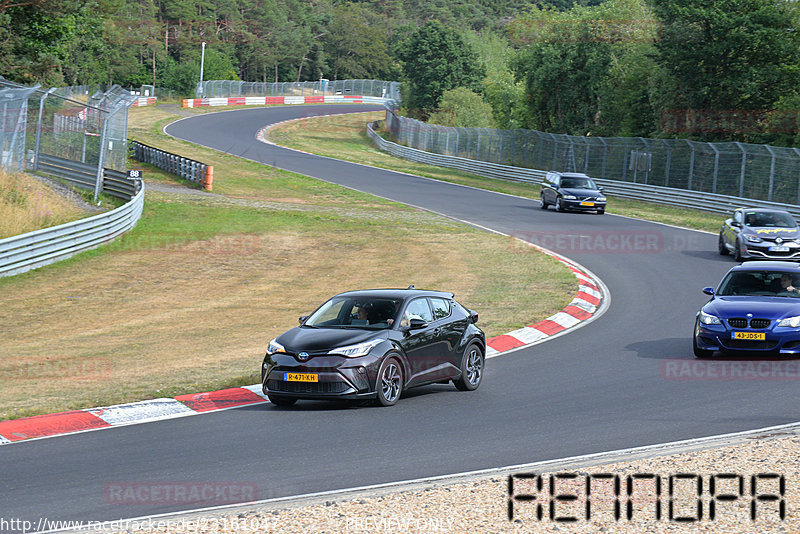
[[366, 121, 800, 220], [0, 183, 145, 278]]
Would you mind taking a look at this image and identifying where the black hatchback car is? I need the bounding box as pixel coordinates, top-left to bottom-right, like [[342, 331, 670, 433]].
[[540, 171, 607, 214], [261, 288, 486, 407], [718, 208, 800, 262]]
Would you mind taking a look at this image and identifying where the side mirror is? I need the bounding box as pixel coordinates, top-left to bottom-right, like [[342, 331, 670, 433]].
[[408, 318, 428, 330], [299, 315, 309, 324], [731, 221, 742, 228], [597, 186, 604, 192], [702, 287, 715, 296], [469, 309, 479, 324]]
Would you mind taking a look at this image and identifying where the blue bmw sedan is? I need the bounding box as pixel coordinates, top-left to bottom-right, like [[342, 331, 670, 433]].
[[694, 261, 800, 358]]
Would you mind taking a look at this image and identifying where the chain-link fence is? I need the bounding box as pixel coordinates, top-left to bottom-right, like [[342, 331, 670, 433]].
[[197, 79, 401, 102], [0, 78, 137, 198], [385, 111, 800, 204]]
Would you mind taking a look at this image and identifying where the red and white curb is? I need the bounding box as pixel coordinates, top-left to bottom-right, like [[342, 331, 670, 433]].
[[182, 95, 389, 108], [485, 242, 603, 357]]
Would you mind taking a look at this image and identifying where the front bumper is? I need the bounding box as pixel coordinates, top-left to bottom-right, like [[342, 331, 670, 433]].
[[695, 323, 800, 354], [741, 242, 800, 260], [262, 353, 378, 400], [562, 199, 606, 212]]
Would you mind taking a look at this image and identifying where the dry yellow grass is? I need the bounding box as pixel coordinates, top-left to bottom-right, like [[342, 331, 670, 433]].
[[0, 170, 90, 239]]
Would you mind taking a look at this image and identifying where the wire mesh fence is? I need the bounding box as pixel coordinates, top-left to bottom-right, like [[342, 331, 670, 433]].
[[385, 111, 800, 204], [196, 79, 401, 102], [0, 78, 137, 182]]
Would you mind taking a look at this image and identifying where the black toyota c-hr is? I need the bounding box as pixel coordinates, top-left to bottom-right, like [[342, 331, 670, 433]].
[[261, 288, 485, 407]]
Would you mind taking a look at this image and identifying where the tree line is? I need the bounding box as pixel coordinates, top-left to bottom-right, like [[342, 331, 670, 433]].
[[3, 0, 800, 145]]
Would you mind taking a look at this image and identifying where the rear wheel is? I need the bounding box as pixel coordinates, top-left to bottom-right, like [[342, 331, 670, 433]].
[[454, 342, 484, 391], [540, 195, 548, 209], [375, 356, 403, 406], [267, 394, 297, 406], [718, 234, 729, 255]]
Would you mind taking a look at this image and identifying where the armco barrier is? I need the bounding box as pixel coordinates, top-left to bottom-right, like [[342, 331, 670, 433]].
[[37, 154, 138, 200], [366, 121, 800, 220], [0, 182, 144, 278], [129, 140, 212, 189]]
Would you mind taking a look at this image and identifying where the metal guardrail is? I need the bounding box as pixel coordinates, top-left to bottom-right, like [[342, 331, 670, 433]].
[[129, 140, 211, 187], [37, 154, 138, 200], [366, 121, 800, 220], [0, 181, 144, 278]]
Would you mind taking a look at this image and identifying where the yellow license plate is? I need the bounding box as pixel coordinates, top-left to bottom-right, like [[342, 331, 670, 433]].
[[732, 332, 766, 340], [284, 372, 318, 382], [580, 201, 595, 206]]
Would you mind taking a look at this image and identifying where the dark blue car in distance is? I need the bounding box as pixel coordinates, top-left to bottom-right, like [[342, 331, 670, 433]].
[[540, 171, 607, 214], [694, 262, 800, 358]]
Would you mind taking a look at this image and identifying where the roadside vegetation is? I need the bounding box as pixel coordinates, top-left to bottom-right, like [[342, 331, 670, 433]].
[[0, 170, 93, 239], [0, 104, 577, 420]]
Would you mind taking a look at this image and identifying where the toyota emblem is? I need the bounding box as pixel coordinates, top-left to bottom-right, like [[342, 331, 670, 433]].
[[298, 352, 309, 361]]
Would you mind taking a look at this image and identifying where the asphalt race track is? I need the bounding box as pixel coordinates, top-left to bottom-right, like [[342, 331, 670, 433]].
[[4, 104, 800, 530]]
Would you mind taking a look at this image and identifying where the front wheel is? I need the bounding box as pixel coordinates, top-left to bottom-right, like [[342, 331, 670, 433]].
[[555, 197, 566, 212], [733, 239, 744, 262], [596, 208, 605, 215], [375, 356, 403, 406], [454, 343, 484, 391], [693, 320, 714, 359], [268, 394, 297, 406], [718, 234, 729, 256]]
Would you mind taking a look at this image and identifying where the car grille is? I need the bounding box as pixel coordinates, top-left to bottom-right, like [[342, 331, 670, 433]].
[[722, 339, 779, 350], [727, 318, 771, 329], [266, 379, 350, 394]]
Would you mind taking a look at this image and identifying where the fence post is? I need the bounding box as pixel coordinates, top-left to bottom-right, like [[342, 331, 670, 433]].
[[93, 109, 111, 202], [663, 140, 671, 187], [687, 140, 695, 190], [549, 133, 558, 170], [640, 137, 650, 184], [735, 142, 747, 198], [765, 145, 776, 201], [710, 143, 720, 193], [599, 138, 607, 179], [33, 87, 56, 171]]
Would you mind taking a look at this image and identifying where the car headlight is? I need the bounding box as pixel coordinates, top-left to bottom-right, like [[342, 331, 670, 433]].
[[596, 196, 607, 202], [562, 194, 577, 200], [328, 338, 383, 357], [266, 338, 285, 354], [778, 316, 800, 327], [744, 234, 762, 243], [699, 310, 721, 325]]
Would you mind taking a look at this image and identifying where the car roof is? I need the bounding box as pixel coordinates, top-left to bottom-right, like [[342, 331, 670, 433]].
[[730, 261, 800, 272], [333, 288, 455, 300], [737, 207, 792, 215], [553, 171, 591, 178]]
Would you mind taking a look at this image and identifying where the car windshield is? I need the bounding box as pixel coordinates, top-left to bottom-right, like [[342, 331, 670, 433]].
[[561, 177, 596, 189], [743, 211, 797, 228], [717, 271, 800, 297], [304, 296, 401, 329]]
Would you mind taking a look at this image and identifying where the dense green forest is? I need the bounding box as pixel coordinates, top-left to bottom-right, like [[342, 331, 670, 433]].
[[3, 0, 800, 145]]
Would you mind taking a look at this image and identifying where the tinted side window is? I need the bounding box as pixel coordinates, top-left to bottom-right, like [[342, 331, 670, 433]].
[[430, 298, 451, 320], [403, 298, 433, 324]]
